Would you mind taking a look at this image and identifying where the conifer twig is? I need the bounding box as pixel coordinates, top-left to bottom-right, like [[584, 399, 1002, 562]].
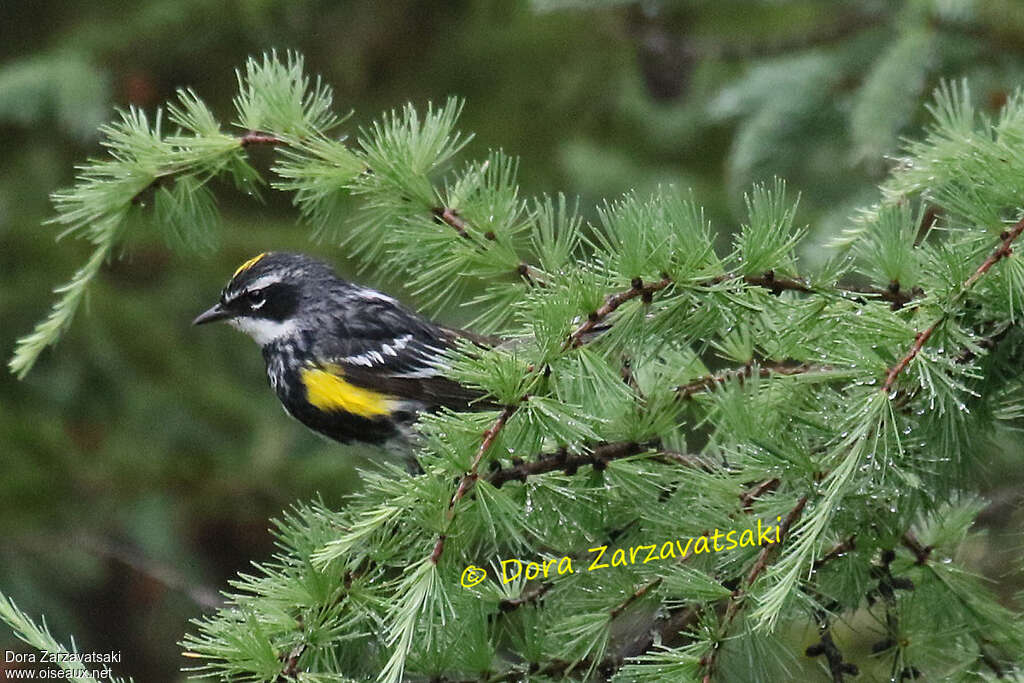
[[449, 403, 517, 511], [739, 478, 780, 511], [238, 132, 284, 147], [882, 216, 1024, 393], [430, 403, 518, 565], [566, 276, 673, 348], [706, 270, 918, 307], [498, 582, 553, 613], [676, 362, 833, 399], [431, 206, 471, 239], [900, 531, 932, 565], [275, 643, 306, 682], [430, 198, 548, 287], [610, 578, 664, 620], [488, 440, 652, 487], [813, 536, 857, 570], [129, 131, 285, 206], [700, 495, 809, 682], [568, 270, 919, 355]]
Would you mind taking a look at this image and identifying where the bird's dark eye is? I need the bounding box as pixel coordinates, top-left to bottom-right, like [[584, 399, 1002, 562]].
[[246, 289, 266, 309]]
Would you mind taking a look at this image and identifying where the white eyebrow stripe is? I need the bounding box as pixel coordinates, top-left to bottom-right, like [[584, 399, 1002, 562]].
[[246, 274, 285, 291], [224, 273, 285, 304]]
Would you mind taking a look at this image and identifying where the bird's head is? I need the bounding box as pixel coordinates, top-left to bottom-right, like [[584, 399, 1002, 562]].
[[192, 251, 337, 345]]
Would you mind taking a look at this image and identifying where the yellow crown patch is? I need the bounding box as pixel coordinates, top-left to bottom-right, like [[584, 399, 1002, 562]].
[[233, 252, 268, 278]]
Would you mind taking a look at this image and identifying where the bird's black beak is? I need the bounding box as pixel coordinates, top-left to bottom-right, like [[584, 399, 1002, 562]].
[[192, 302, 231, 326]]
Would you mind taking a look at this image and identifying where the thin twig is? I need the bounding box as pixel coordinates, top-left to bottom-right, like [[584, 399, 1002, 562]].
[[238, 132, 284, 147], [739, 478, 780, 511], [498, 582, 553, 613], [813, 536, 857, 571], [900, 531, 932, 565], [70, 533, 222, 610], [275, 643, 306, 682], [745, 496, 809, 586], [610, 578, 663, 620], [677, 363, 831, 399], [431, 403, 518, 565], [488, 440, 651, 487], [708, 270, 918, 308], [883, 216, 1024, 393], [432, 206, 471, 239], [449, 404, 517, 511], [566, 276, 673, 349], [701, 495, 809, 682]]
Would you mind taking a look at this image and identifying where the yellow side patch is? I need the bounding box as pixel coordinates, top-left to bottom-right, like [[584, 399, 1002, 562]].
[[233, 252, 268, 278], [300, 366, 396, 418]]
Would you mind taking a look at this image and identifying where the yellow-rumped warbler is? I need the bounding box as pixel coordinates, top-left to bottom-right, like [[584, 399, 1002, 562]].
[[193, 252, 491, 449]]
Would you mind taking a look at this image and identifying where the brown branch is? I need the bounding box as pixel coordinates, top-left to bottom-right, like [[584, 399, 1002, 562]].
[[965, 221, 1024, 288], [429, 534, 446, 565], [238, 132, 284, 147], [701, 495, 809, 682], [561, 268, 922, 357], [708, 270, 918, 308], [449, 404, 517, 510], [882, 216, 1024, 393], [564, 270, 916, 353], [610, 578, 663, 620], [498, 581, 553, 613], [275, 643, 306, 682], [430, 403, 518, 565], [707, 270, 812, 295], [432, 206, 471, 239], [814, 536, 857, 571], [487, 440, 652, 487], [881, 323, 939, 394], [566, 276, 673, 349], [67, 532, 222, 610], [677, 362, 831, 399], [838, 282, 919, 310], [517, 261, 546, 288], [739, 478, 780, 511], [745, 496, 809, 586], [900, 531, 932, 565]]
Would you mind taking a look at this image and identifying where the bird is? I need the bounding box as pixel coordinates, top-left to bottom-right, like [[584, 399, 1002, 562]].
[[192, 251, 493, 451]]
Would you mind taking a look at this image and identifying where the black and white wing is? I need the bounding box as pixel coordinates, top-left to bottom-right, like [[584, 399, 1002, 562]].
[[318, 298, 495, 411]]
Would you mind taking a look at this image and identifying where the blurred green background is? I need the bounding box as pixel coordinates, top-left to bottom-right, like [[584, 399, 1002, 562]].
[[3, 1, 1024, 680]]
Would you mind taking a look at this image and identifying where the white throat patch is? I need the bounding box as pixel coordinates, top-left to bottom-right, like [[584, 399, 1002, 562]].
[[229, 317, 300, 345]]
